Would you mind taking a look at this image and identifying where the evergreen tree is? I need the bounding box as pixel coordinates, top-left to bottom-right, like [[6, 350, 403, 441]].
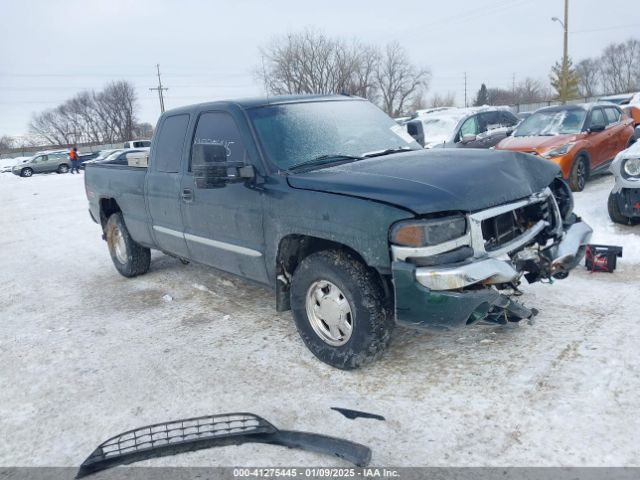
[[474, 83, 489, 106], [550, 57, 580, 103]]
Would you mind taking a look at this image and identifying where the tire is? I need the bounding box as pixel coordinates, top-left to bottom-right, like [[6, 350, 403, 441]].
[[290, 249, 394, 370], [20, 167, 33, 177], [105, 212, 151, 277], [608, 192, 632, 225], [568, 155, 588, 192], [57, 164, 69, 174]]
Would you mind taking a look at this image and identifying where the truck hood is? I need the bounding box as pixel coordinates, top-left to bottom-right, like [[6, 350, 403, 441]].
[[496, 134, 578, 152], [286, 149, 559, 214]]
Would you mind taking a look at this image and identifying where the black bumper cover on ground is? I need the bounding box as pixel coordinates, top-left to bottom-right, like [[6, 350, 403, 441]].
[[76, 413, 371, 478]]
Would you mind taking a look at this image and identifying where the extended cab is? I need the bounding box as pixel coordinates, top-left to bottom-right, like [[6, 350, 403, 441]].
[[85, 95, 592, 369]]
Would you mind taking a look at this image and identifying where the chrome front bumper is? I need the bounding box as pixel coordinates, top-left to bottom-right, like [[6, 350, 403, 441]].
[[414, 220, 592, 291]]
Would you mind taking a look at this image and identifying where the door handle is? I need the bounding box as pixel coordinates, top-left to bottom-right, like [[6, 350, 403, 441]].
[[181, 188, 194, 202]]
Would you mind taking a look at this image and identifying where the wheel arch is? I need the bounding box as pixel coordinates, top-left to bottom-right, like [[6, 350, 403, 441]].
[[274, 234, 391, 312], [99, 197, 122, 231]]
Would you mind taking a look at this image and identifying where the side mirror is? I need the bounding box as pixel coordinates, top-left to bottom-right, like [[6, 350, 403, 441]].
[[192, 143, 255, 189], [589, 124, 606, 133], [460, 134, 477, 144], [505, 128, 514, 136]]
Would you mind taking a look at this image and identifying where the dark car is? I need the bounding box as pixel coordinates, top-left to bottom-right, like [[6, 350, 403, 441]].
[[78, 152, 100, 169], [405, 106, 519, 149], [84, 95, 591, 369]]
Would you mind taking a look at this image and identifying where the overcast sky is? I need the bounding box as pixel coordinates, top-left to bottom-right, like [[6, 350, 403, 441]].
[[1, 0, 639, 137]]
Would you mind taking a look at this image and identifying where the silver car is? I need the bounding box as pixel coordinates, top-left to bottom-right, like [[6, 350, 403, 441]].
[[11, 152, 70, 177]]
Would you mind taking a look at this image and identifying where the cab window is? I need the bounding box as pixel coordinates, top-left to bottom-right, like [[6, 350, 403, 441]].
[[154, 114, 190, 173], [190, 112, 247, 171]]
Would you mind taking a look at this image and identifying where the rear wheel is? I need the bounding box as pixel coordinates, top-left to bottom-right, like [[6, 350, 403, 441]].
[[20, 167, 33, 177], [57, 164, 69, 174], [290, 249, 394, 369], [105, 212, 151, 277], [568, 155, 588, 192]]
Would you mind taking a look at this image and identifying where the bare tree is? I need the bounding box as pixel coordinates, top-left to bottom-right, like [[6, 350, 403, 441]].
[[514, 77, 549, 103], [600, 39, 640, 94], [260, 30, 369, 96], [376, 42, 430, 117], [29, 80, 139, 145], [427, 92, 456, 108], [0, 135, 15, 152], [258, 31, 429, 117], [133, 122, 154, 139], [575, 58, 601, 97]]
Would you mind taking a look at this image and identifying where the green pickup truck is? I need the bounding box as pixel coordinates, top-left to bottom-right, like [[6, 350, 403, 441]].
[[84, 94, 592, 369]]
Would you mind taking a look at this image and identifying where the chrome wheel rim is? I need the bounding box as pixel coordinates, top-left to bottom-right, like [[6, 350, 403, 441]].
[[305, 280, 353, 346], [112, 226, 127, 264], [24, 169, 32, 177]]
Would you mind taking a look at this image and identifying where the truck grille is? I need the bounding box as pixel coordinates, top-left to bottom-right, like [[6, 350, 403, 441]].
[[480, 196, 556, 253]]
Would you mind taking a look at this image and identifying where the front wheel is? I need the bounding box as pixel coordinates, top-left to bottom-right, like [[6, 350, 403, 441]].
[[105, 212, 151, 277], [21, 167, 33, 177], [290, 250, 394, 370], [568, 155, 588, 192], [608, 192, 633, 225]]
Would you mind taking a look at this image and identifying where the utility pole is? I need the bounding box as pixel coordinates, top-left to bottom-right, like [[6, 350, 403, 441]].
[[149, 64, 168, 113], [552, 0, 569, 103], [562, 0, 569, 103], [464, 72, 467, 107]]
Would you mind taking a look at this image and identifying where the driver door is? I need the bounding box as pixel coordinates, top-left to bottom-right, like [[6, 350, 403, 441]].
[[180, 111, 268, 283]]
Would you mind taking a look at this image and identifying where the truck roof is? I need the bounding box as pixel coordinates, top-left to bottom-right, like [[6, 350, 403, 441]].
[[164, 94, 361, 115]]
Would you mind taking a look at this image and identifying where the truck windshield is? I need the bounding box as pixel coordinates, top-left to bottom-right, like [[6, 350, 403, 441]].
[[248, 99, 421, 171]]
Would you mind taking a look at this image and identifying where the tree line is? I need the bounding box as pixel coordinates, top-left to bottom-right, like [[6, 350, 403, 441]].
[[1, 81, 152, 151], [258, 29, 431, 117]]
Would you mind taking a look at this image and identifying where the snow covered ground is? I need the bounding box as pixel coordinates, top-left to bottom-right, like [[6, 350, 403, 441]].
[[0, 170, 638, 468]]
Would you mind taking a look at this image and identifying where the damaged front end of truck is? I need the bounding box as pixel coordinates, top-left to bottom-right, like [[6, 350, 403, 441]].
[[391, 177, 593, 329]]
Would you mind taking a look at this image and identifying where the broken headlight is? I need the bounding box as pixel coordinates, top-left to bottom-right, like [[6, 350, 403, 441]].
[[390, 215, 466, 247]]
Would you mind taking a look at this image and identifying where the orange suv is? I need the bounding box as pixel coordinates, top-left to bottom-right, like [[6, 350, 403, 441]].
[[495, 103, 635, 191]]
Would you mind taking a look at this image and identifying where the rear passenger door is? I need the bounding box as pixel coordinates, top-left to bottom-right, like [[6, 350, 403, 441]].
[[145, 114, 191, 258], [604, 107, 626, 156], [180, 111, 268, 283]]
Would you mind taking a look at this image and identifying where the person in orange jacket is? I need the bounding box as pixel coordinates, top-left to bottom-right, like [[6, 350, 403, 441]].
[[69, 146, 80, 174]]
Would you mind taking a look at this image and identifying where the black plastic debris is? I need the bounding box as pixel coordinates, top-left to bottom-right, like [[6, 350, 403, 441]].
[[76, 412, 371, 478], [331, 407, 385, 421], [585, 244, 623, 273]]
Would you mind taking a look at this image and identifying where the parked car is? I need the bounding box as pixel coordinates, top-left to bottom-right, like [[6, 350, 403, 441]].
[[84, 94, 591, 369], [608, 140, 640, 224], [495, 103, 636, 192], [123, 140, 151, 149], [78, 152, 100, 169], [598, 93, 640, 127], [11, 151, 70, 177], [95, 148, 149, 166], [405, 106, 519, 149]]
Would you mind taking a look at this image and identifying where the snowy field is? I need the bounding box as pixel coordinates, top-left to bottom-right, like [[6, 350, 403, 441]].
[[0, 170, 639, 469]]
